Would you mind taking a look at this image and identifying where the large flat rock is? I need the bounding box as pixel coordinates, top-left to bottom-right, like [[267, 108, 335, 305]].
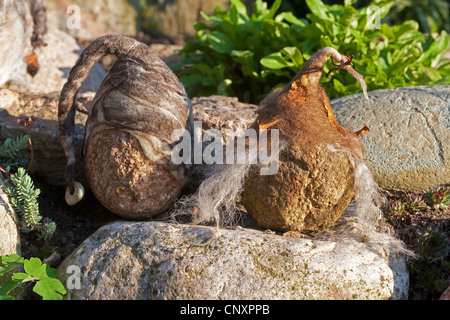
[[57, 219, 409, 300], [332, 86, 450, 192]]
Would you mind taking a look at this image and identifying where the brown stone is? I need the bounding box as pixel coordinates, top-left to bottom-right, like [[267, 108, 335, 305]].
[[242, 142, 356, 233], [85, 129, 187, 220]]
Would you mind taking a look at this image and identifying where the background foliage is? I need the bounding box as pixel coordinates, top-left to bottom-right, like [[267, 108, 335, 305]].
[[268, 0, 450, 34], [175, 0, 450, 103]]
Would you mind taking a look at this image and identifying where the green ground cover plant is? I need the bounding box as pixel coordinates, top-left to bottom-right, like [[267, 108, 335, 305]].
[[175, 0, 450, 103], [0, 254, 66, 300], [1, 130, 56, 241], [412, 229, 450, 298]]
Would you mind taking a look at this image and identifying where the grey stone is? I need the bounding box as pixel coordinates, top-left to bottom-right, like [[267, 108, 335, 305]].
[[0, 1, 106, 94], [191, 95, 257, 137], [0, 176, 21, 257], [47, 0, 140, 42], [332, 86, 450, 192], [0, 0, 31, 89], [57, 219, 409, 300], [27, 25, 106, 94]]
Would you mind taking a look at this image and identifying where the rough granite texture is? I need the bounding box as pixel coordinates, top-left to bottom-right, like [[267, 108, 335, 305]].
[[57, 220, 409, 300], [332, 86, 450, 192]]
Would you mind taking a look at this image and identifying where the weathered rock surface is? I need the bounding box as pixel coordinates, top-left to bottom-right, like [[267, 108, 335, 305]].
[[242, 142, 355, 233], [0, 89, 91, 186], [0, 1, 105, 94], [27, 24, 106, 94], [57, 219, 409, 300], [47, 0, 140, 42], [0, 176, 21, 257], [0, 0, 31, 89], [332, 86, 450, 192], [191, 95, 257, 137]]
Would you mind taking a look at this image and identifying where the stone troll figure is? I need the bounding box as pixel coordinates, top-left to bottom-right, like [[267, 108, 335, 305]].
[[59, 34, 383, 239], [58, 34, 193, 220], [170, 47, 377, 236]]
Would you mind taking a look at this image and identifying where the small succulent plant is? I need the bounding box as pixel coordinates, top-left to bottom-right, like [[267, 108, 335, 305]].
[[427, 185, 450, 209], [404, 193, 427, 212], [385, 199, 406, 216], [412, 229, 450, 298], [415, 229, 449, 262]]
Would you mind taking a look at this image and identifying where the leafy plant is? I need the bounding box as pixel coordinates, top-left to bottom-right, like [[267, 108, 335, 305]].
[[415, 229, 449, 262], [0, 254, 66, 300], [5, 167, 56, 240], [269, 0, 450, 34], [0, 135, 30, 172], [176, 0, 450, 103], [1, 123, 56, 241], [411, 229, 450, 298], [385, 199, 406, 216], [383, 0, 450, 34], [175, 0, 305, 102], [404, 193, 427, 212], [427, 185, 450, 209]]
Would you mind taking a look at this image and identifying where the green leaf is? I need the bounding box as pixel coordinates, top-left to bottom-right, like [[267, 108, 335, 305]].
[[281, 46, 304, 67], [267, 0, 282, 20], [276, 12, 307, 27], [333, 78, 346, 94], [306, 0, 329, 20], [1, 254, 25, 266], [12, 272, 31, 281], [261, 52, 293, 69], [23, 257, 42, 278], [229, 0, 249, 25], [33, 262, 59, 281], [435, 77, 450, 85], [376, 0, 396, 20], [420, 31, 449, 65], [0, 266, 13, 277], [421, 66, 442, 81], [205, 32, 234, 54], [252, 0, 268, 19], [230, 0, 247, 16], [33, 278, 67, 300], [0, 294, 14, 300], [0, 278, 21, 296], [212, 64, 226, 83], [231, 50, 254, 65]]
